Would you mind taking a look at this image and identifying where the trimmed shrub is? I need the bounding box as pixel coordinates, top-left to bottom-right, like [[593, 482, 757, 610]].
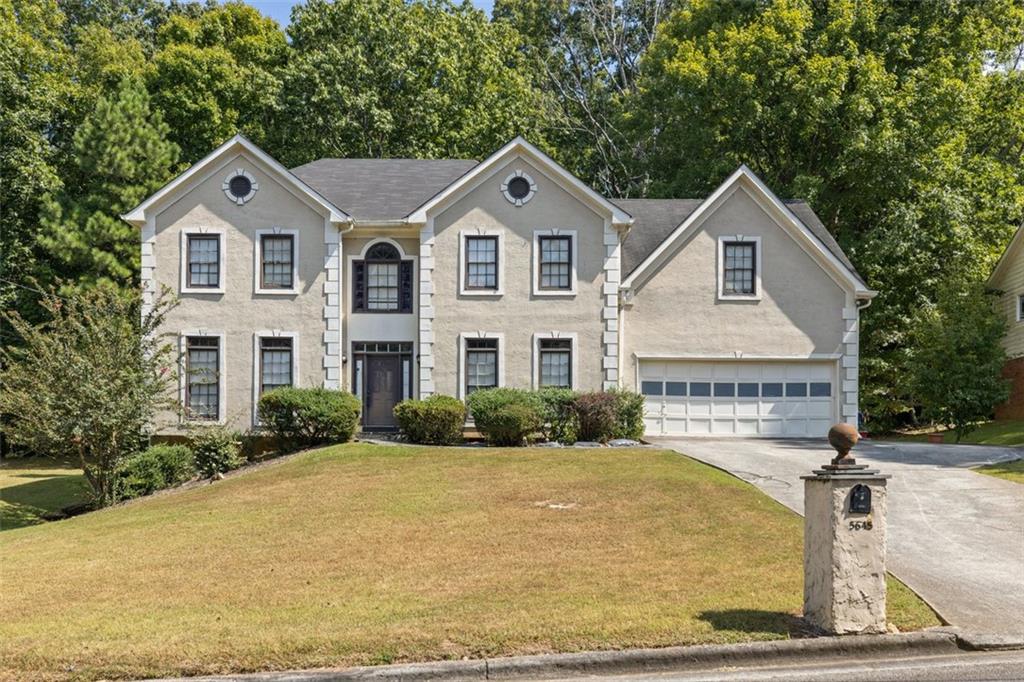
[[189, 425, 243, 477], [537, 387, 579, 444], [610, 389, 646, 441], [485, 403, 543, 446], [115, 444, 195, 501], [257, 387, 361, 452], [571, 391, 619, 443], [466, 388, 543, 446], [394, 395, 466, 445]]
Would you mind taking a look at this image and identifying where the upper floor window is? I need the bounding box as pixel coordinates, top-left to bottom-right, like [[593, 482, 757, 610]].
[[1017, 294, 1024, 322], [538, 337, 573, 388], [465, 235, 498, 291], [717, 236, 762, 300], [259, 336, 294, 395], [259, 234, 295, 291], [181, 230, 225, 294], [353, 241, 413, 313], [185, 335, 220, 421], [534, 230, 577, 295]]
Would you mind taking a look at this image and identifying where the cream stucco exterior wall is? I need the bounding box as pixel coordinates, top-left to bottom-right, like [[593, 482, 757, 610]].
[[621, 186, 857, 420], [150, 151, 333, 432], [991, 239, 1024, 358], [426, 156, 610, 397]]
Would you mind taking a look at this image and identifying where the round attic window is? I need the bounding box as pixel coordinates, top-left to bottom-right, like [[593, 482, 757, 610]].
[[501, 170, 536, 206], [222, 169, 258, 205]]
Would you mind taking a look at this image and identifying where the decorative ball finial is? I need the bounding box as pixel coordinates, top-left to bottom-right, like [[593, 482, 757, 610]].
[[827, 423, 859, 466]]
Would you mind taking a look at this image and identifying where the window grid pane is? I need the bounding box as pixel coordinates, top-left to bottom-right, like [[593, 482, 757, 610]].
[[261, 236, 293, 289], [539, 236, 571, 289], [466, 236, 498, 289], [367, 262, 399, 310], [467, 351, 497, 394], [186, 337, 219, 420], [188, 236, 220, 288], [540, 352, 571, 387], [723, 242, 755, 295], [260, 338, 293, 394]]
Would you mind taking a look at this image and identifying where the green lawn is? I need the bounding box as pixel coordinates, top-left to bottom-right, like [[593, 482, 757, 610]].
[[0, 458, 89, 531], [883, 420, 1024, 447], [0, 445, 939, 681], [974, 458, 1024, 484]]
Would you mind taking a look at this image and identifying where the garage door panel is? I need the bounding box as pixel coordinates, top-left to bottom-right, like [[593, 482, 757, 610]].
[[639, 360, 838, 438]]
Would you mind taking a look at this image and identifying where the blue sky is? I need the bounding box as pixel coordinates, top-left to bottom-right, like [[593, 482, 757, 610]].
[[245, 0, 495, 27]]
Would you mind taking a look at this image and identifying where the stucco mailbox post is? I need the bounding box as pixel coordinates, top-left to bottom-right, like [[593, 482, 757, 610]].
[[802, 423, 891, 634]]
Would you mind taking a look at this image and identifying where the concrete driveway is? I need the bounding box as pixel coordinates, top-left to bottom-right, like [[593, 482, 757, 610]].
[[655, 438, 1024, 637]]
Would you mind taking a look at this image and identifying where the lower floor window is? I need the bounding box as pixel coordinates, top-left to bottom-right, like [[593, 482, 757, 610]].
[[260, 337, 293, 395], [465, 338, 498, 395], [186, 336, 220, 420], [539, 338, 572, 388]]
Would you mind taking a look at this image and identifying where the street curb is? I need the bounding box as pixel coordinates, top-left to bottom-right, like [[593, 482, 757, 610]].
[[154, 631, 964, 681]]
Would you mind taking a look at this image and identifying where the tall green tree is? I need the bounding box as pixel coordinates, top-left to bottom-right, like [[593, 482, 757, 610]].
[[147, 1, 287, 162], [0, 0, 75, 322], [270, 0, 544, 166], [629, 0, 1024, 426], [494, 0, 673, 196], [37, 77, 180, 292]]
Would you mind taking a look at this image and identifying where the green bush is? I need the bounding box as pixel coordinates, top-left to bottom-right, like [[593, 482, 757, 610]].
[[609, 389, 646, 441], [466, 388, 543, 446], [115, 444, 195, 501], [571, 391, 619, 442], [189, 425, 243, 476], [537, 387, 579, 444], [485, 403, 543, 446], [257, 387, 361, 452], [394, 395, 466, 445]]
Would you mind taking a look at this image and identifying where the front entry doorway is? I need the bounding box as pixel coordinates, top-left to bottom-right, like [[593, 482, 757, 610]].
[[353, 342, 414, 431]]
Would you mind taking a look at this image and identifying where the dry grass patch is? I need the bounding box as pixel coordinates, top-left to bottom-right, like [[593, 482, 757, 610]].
[[0, 444, 939, 680]]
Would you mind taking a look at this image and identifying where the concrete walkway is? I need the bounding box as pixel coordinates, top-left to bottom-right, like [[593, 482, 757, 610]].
[[655, 438, 1024, 637]]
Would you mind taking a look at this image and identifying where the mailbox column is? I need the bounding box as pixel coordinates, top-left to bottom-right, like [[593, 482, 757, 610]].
[[802, 466, 891, 634]]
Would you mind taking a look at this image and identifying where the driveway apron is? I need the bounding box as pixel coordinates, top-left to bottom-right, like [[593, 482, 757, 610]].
[[656, 438, 1024, 636]]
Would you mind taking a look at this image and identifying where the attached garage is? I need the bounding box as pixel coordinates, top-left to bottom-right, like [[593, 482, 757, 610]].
[[638, 360, 838, 438]]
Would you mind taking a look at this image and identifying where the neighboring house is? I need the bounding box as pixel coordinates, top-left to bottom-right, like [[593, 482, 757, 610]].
[[123, 135, 875, 438], [987, 226, 1024, 419]]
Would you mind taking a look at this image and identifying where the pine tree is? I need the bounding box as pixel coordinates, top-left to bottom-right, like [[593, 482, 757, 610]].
[[38, 76, 180, 291]]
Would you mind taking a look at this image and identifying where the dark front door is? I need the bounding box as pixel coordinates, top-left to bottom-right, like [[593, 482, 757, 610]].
[[364, 354, 402, 430]]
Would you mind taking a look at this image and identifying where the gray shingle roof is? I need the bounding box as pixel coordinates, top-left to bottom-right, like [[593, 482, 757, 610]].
[[617, 198, 862, 283], [291, 158, 478, 222]]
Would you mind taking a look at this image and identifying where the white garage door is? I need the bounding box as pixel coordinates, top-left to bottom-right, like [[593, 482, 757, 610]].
[[639, 360, 837, 437]]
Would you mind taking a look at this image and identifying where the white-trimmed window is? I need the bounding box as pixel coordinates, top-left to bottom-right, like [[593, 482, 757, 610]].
[[533, 332, 578, 389], [532, 229, 578, 296], [459, 332, 505, 399], [459, 230, 504, 295], [1017, 294, 1024, 322], [717, 235, 762, 300], [180, 229, 226, 294], [180, 332, 225, 422], [252, 331, 298, 423], [352, 241, 414, 313], [255, 228, 299, 294]]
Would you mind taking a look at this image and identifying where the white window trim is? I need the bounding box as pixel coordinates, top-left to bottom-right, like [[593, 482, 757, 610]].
[[180, 228, 226, 295], [501, 169, 537, 206], [532, 331, 579, 390], [179, 330, 227, 425], [222, 168, 259, 205], [457, 331, 505, 401], [532, 229, 578, 297], [717, 235, 763, 301], [251, 330, 299, 426], [345, 238, 417, 315], [1017, 294, 1024, 322], [254, 227, 300, 295], [459, 229, 504, 296]]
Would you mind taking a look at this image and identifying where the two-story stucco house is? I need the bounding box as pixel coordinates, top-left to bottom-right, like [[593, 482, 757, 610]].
[[123, 135, 875, 438], [988, 226, 1024, 419]]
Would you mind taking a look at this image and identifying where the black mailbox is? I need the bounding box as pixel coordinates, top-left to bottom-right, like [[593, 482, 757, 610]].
[[850, 484, 871, 514]]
